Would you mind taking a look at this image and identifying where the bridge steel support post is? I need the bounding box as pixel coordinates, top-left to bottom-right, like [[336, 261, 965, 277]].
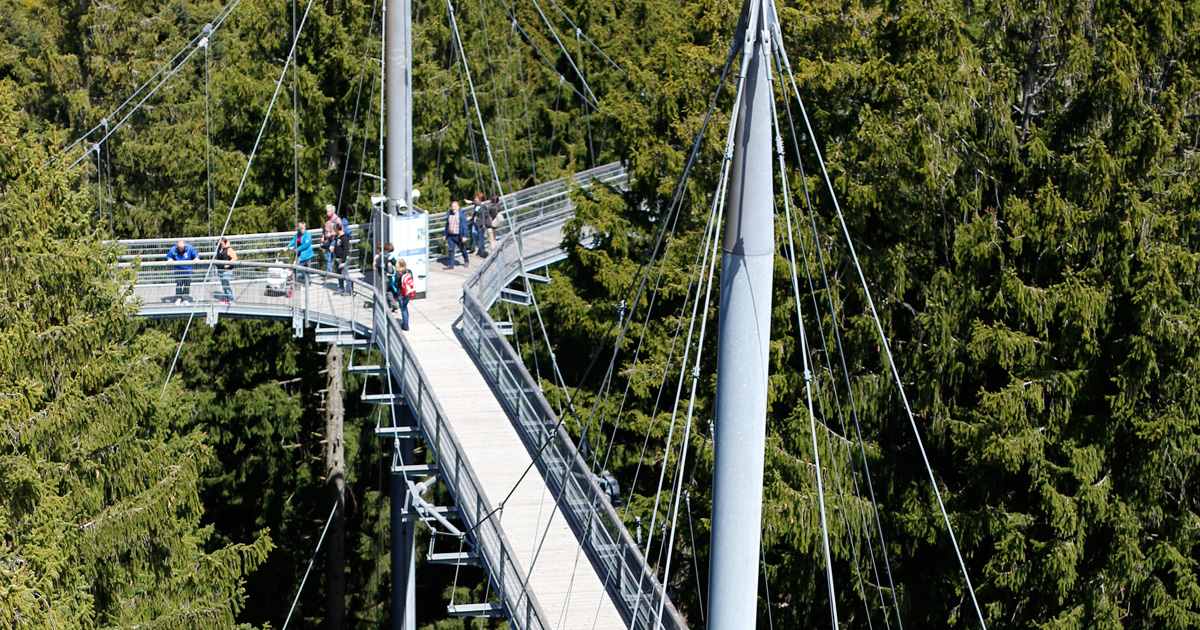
[[386, 0, 416, 623], [391, 435, 417, 630], [708, 0, 774, 627], [385, 0, 412, 214]]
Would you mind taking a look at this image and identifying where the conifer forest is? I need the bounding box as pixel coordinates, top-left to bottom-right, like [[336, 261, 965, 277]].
[[3, 0, 1200, 627]]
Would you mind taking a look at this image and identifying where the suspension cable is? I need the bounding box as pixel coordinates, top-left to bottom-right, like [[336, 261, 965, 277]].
[[476, 0, 516, 192], [291, 0, 300, 229], [446, 0, 506, 199], [161, 0, 320, 396], [771, 40, 903, 629], [336, 0, 382, 222], [768, 68, 851, 630], [509, 22, 538, 183], [500, 2, 597, 109], [280, 408, 375, 630], [66, 1, 246, 169], [525, 0, 598, 107], [456, 57, 486, 195], [576, 28, 595, 168], [204, 36, 215, 236], [545, 0, 627, 77], [55, 0, 238, 164], [772, 17, 989, 630]]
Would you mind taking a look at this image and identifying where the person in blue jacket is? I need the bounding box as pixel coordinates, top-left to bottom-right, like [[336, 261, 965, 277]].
[[166, 240, 199, 303], [286, 221, 315, 285]]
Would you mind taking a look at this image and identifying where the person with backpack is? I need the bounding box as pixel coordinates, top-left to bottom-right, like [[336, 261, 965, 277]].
[[382, 243, 400, 311], [285, 221, 314, 285], [165, 240, 199, 303], [396, 258, 415, 331], [486, 194, 503, 251], [215, 237, 237, 304], [444, 201, 469, 269]]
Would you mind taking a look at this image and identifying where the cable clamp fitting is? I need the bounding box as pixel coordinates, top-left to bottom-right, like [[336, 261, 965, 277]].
[[199, 36, 209, 49], [202, 22, 213, 35], [692, 366, 700, 380]]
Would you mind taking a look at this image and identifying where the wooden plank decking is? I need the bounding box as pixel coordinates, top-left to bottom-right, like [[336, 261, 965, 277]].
[[406, 251, 627, 629]]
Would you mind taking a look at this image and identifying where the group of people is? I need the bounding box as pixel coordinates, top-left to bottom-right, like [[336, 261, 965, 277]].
[[376, 243, 416, 331], [166, 238, 238, 304], [165, 195, 498, 330], [443, 192, 502, 269], [285, 204, 353, 294]]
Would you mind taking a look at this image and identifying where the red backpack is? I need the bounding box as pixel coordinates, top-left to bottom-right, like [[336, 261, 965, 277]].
[[400, 271, 416, 298]]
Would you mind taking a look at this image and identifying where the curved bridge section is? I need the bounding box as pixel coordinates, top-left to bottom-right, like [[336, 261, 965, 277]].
[[118, 163, 685, 630]]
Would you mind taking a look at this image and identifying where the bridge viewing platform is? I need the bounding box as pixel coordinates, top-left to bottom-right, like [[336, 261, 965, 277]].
[[117, 163, 688, 630]]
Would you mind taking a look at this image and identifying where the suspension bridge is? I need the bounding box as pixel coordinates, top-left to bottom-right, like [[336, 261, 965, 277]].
[[67, 0, 999, 622], [117, 163, 687, 629]]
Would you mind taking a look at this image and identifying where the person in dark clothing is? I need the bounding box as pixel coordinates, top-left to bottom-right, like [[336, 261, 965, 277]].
[[381, 243, 400, 310], [215, 237, 237, 304], [464, 191, 486, 254], [166, 240, 200, 303], [334, 222, 351, 294]]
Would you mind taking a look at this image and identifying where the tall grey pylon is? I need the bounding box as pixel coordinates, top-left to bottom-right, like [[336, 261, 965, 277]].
[[708, 0, 775, 625], [385, 0, 413, 213], [385, 0, 416, 625]]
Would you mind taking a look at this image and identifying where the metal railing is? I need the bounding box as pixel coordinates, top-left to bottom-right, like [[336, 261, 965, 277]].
[[117, 224, 373, 273], [374, 292, 551, 629], [427, 163, 628, 244], [456, 163, 688, 629], [118, 255, 552, 629], [121, 259, 375, 335]]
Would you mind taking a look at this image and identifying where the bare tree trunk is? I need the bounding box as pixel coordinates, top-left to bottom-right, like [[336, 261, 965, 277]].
[[325, 344, 345, 630]]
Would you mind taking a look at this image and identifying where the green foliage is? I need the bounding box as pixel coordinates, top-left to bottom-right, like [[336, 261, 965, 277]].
[[509, 0, 1200, 629], [0, 81, 270, 629]]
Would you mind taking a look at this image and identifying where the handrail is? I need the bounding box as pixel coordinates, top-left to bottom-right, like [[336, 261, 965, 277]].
[[118, 255, 552, 629], [375, 290, 551, 629], [116, 224, 373, 272], [455, 163, 689, 629], [426, 163, 629, 240]]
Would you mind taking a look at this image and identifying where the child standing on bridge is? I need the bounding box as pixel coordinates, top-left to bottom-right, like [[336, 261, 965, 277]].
[[166, 240, 199, 303]]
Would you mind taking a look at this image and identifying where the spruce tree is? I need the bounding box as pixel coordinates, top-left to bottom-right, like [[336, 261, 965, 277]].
[[0, 82, 271, 629]]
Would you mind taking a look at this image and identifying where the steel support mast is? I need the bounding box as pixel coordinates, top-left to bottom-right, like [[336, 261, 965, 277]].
[[385, 0, 416, 626], [708, 0, 775, 625], [385, 0, 413, 213]]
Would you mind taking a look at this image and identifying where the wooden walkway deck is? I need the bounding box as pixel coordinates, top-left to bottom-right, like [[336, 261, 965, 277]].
[[409, 253, 627, 629]]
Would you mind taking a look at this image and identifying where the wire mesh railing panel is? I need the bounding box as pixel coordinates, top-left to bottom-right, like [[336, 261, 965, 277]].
[[428, 162, 629, 241], [116, 225, 372, 274]]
